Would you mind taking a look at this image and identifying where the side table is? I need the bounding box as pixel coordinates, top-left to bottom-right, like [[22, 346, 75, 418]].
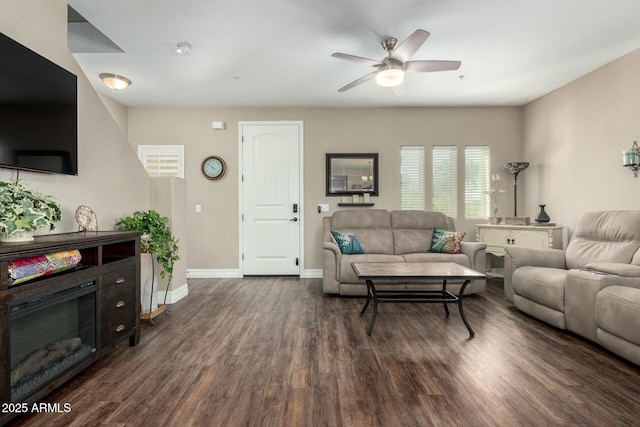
[[475, 224, 564, 278]]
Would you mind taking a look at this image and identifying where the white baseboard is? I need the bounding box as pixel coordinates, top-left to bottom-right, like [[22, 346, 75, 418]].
[[186, 269, 322, 279], [302, 269, 322, 278], [158, 282, 189, 304], [187, 269, 242, 278]]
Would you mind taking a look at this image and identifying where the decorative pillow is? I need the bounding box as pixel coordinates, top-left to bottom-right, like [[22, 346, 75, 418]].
[[429, 228, 465, 254], [330, 231, 364, 255]]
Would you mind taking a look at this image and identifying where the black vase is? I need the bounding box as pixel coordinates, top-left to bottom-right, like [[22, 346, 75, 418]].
[[535, 204, 550, 223]]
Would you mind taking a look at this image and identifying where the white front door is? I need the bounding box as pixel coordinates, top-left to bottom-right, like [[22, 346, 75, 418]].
[[240, 122, 302, 275]]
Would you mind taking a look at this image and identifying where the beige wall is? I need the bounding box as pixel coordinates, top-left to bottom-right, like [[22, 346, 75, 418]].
[[0, 0, 150, 233], [128, 107, 523, 272], [523, 47, 640, 238]]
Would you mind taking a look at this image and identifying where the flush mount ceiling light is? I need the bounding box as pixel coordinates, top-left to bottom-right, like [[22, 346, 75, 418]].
[[99, 73, 131, 90], [176, 41, 191, 55]]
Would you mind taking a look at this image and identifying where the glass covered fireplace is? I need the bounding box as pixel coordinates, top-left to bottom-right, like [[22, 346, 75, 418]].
[[8, 279, 97, 402]]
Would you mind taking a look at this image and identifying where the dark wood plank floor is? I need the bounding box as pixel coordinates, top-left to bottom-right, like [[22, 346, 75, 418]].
[[9, 278, 640, 426]]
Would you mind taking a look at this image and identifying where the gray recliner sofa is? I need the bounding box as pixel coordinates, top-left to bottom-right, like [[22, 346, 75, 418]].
[[504, 210, 640, 365], [322, 209, 487, 296]]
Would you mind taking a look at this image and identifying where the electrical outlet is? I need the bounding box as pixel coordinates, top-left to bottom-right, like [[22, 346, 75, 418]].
[[195, 204, 202, 213]]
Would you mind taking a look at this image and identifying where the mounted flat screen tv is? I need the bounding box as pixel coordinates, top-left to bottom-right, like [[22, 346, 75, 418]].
[[0, 33, 78, 176]]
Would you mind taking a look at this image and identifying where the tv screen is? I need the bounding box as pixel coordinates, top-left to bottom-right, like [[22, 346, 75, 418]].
[[0, 33, 78, 176]]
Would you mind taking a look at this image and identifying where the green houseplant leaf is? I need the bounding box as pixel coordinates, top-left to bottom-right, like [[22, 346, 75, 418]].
[[115, 210, 179, 287], [0, 180, 62, 235]]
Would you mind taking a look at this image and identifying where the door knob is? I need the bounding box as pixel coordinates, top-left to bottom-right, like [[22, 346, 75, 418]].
[[290, 217, 298, 222]]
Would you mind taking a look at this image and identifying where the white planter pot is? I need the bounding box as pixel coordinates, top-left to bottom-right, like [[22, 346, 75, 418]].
[[140, 253, 159, 313], [0, 230, 35, 242]]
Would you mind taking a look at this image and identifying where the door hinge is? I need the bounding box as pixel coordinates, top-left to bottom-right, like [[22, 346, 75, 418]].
[[295, 257, 299, 266], [242, 214, 244, 221], [241, 135, 244, 143], [242, 253, 245, 261]]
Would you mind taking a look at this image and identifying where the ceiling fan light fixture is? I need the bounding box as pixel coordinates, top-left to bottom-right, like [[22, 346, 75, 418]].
[[99, 73, 131, 90], [376, 68, 404, 87]]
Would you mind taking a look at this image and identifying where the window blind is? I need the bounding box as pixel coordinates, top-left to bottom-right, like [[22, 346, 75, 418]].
[[464, 146, 490, 219], [400, 146, 425, 210], [432, 146, 457, 217]]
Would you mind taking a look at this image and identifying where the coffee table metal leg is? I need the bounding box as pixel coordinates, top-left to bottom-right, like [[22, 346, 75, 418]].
[[442, 279, 450, 317], [364, 279, 378, 335], [458, 280, 475, 337], [360, 280, 373, 316]]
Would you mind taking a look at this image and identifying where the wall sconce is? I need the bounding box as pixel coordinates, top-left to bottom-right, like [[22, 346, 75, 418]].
[[623, 141, 640, 177]]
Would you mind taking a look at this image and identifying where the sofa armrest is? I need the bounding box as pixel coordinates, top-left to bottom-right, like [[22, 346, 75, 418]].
[[460, 241, 487, 272], [503, 246, 566, 302], [322, 241, 342, 294], [585, 263, 640, 277]]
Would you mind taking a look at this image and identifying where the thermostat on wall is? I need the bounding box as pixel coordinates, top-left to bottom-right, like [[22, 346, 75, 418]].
[[211, 121, 226, 130]]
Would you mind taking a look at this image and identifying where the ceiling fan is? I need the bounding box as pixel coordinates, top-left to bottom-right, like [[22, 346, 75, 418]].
[[332, 29, 461, 96]]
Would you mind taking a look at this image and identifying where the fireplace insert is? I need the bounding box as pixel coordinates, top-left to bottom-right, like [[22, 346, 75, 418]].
[[8, 279, 97, 402]]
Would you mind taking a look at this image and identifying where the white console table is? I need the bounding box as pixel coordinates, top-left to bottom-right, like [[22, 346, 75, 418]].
[[475, 224, 564, 278]]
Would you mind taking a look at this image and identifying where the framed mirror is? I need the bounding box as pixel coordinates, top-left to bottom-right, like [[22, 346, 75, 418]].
[[326, 153, 378, 196]]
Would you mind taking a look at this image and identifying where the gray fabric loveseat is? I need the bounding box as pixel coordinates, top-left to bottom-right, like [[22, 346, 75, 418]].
[[504, 210, 640, 365], [322, 209, 487, 296]]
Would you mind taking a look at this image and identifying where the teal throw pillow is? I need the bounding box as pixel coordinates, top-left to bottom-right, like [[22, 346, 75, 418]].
[[330, 231, 364, 255], [429, 228, 465, 254]]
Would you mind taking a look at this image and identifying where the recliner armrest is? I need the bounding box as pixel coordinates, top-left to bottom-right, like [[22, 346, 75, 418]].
[[323, 241, 341, 257], [585, 263, 640, 277], [504, 246, 566, 269], [503, 246, 566, 302], [460, 241, 487, 272], [322, 241, 342, 294]]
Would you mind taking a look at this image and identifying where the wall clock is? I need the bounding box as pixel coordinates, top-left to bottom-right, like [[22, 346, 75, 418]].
[[202, 155, 226, 180]]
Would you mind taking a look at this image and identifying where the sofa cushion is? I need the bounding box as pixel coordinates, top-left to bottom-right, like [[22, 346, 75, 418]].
[[391, 210, 453, 254], [401, 252, 471, 267], [330, 209, 394, 254], [565, 211, 640, 269], [429, 228, 465, 254], [595, 286, 640, 345], [330, 231, 363, 255], [512, 266, 568, 311]]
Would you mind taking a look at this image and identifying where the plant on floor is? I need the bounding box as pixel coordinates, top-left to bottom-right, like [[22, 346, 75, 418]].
[[115, 210, 179, 286], [0, 180, 62, 239]]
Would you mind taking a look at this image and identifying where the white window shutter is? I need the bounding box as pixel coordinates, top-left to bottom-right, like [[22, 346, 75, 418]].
[[432, 146, 457, 218], [464, 146, 490, 219], [400, 146, 425, 210], [138, 145, 185, 178]]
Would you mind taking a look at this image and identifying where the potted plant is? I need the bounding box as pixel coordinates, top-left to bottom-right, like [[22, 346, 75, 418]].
[[0, 180, 62, 242], [115, 209, 179, 288]]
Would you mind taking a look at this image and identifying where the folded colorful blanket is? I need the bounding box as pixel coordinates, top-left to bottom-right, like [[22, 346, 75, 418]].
[[8, 250, 82, 286]]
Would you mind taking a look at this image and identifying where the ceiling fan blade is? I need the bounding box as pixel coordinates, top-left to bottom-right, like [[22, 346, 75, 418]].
[[390, 29, 430, 63], [391, 81, 406, 97], [332, 52, 381, 67], [337, 71, 377, 92], [405, 60, 461, 73]]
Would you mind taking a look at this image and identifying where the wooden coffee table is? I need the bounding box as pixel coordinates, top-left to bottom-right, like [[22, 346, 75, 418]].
[[351, 262, 485, 336]]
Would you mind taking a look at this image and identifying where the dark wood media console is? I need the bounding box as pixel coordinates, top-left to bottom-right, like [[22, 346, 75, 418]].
[[0, 231, 141, 424]]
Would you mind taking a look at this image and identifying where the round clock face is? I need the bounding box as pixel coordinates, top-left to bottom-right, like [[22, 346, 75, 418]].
[[202, 156, 226, 180]]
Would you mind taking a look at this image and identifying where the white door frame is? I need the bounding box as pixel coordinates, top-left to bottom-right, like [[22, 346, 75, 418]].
[[238, 121, 304, 276]]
